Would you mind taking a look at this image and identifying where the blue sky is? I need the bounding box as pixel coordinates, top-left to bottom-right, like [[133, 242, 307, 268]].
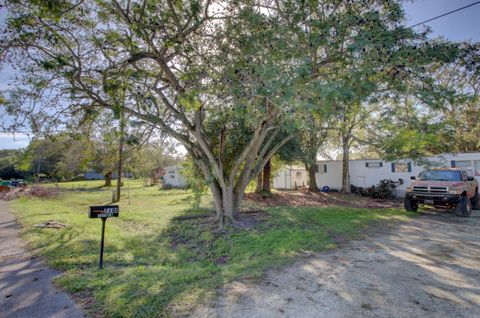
[[0, 133, 32, 149], [403, 0, 480, 41], [1, 0, 480, 149]]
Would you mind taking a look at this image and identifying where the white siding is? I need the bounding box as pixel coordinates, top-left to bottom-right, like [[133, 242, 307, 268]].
[[437, 153, 480, 184], [316, 152, 480, 195], [163, 166, 187, 187], [273, 167, 291, 189], [315, 161, 343, 191], [272, 166, 308, 189], [272, 152, 480, 194], [349, 160, 420, 192], [290, 168, 308, 189]]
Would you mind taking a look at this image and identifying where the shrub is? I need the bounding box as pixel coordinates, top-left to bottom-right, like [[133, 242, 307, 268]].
[[353, 179, 398, 199]]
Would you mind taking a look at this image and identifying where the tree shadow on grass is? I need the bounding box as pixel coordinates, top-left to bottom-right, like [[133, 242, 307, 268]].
[[47, 202, 265, 315], [37, 204, 393, 317], [60, 204, 338, 316]]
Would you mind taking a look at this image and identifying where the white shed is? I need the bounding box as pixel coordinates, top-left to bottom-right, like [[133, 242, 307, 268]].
[[163, 165, 187, 188], [272, 166, 308, 190]]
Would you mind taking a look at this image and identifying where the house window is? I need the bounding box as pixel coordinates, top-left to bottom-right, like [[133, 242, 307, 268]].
[[169, 171, 175, 174], [453, 160, 474, 176], [317, 164, 327, 174], [474, 160, 480, 176], [455, 160, 472, 168], [170, 175, 175, 179], [296, 171, 302, 178], [391, 162, 411, 173], [365, 162, 383, 168]]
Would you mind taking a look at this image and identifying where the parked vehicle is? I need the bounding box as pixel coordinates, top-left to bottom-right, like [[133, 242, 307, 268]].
[[0, 181, 12, 187], [0, 179, 27, 189], [404, 168, 479, 217]]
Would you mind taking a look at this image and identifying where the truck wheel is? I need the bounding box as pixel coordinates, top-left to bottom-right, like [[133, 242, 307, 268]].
[[471, 191, 479, 210], [455, 196, 472, 217], [404, 198, 418, 212]]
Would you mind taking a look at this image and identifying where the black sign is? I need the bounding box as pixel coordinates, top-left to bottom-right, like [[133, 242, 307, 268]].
[[89, 205, 119, 218]]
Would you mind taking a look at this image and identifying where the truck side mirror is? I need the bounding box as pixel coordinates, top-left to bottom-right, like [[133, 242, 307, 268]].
[[410, 176, 416, 180], [467, 176, 474, 181]]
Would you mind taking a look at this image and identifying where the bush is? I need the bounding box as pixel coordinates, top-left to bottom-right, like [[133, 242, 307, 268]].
[[353, 179, 398, 199]]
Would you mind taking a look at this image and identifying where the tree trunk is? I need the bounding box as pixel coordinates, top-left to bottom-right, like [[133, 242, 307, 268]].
[[341, 138, 351, 193], [189, 128, 294, 229], [115, 114, 125, 202], [306, 163, 318, 192], [222, 185, 236, 220], [255, 171, 263, 193], [104, 171, 112, 186], [262, 159, 271, 193], [209, 182, 241, 229]]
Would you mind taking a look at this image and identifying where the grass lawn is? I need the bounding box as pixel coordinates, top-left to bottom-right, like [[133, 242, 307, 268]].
[[9, 180, 414, 317]]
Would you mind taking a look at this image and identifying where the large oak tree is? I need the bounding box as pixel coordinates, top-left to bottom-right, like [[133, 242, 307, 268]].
[[0, 0, 463, 225]]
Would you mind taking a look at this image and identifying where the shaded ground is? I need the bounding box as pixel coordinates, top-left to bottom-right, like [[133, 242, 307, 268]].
[[193, 208, 480, 318], [0, 201, 85, 318], [8, 183, 411, 317], [245, 190, 401, 209]]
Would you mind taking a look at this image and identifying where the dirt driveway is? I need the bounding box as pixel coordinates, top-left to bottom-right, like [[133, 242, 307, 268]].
[[193, 209, 480, 318], [0, 201, 85, 318]]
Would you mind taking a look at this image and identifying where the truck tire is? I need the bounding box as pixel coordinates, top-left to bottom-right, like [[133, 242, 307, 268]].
[[471, 191, 479, 210], [404, 198, 418, 212], [455, 196, 472, 217]]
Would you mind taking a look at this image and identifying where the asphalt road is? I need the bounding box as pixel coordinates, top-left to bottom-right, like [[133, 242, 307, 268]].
[[0, 200, 85, 318], [194, 208, 480, 318]]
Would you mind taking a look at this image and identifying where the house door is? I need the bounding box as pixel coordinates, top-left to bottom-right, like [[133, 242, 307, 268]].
[[356, 176, 366, 188], [285, 170, 291, 189]]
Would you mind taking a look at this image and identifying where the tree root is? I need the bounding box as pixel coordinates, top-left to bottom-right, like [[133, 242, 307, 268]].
[[230, 219, 250, 229], [172, 214, 213, 221], [239, 209, 266, 214]]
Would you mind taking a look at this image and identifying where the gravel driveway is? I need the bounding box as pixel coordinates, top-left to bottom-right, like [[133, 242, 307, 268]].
[[194, 209, 480, 318], [0, 201, 85, 318]]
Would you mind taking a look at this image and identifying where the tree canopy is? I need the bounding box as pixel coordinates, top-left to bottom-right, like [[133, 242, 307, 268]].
[[1, 0, 474, 226]]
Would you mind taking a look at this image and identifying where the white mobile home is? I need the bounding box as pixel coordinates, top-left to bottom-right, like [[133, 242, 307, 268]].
[[272, 166, 309, 190], [163, 166, 187, 188], [273, 152, 480, 197], [314, 153, 480, 197]]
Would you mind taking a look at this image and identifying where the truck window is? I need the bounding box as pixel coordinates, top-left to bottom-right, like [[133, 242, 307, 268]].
[[418, 170, 463, 181]]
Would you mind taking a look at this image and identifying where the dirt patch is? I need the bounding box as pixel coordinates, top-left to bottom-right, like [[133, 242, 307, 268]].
[[0, 185, 60, 201], [192, 209, 480, 318], [34, 220, 67, 229], [174, 209, 267, 221], [169, 210, 268, 251], [245, 190, 401, 209]]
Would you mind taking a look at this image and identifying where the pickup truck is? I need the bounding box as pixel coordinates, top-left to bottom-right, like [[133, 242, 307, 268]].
[[404, 168, 479, 217]]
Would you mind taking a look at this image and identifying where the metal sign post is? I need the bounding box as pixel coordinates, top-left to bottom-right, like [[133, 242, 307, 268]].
[[89, 205, 119, 269], [99, 217, 106, 269]]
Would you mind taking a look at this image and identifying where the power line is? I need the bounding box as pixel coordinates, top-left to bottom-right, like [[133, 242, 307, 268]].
[[409, 0, 480, 28]]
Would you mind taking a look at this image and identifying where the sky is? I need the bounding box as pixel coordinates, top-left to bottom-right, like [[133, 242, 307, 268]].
[[0, 133, 32, 149], [1, 0, 480, 149], [403, 0, 480, 41]]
